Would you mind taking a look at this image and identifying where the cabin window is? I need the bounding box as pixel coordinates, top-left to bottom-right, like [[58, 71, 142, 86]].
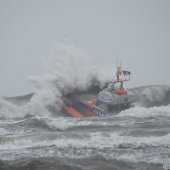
[[114, 82, 123, 89], [95, 100, 109, 112]]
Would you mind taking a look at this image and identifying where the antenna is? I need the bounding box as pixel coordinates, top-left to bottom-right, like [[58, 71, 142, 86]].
[[116, 61, 118, 69], [116, 61, 122, 69], [120, 61, 122, 68]]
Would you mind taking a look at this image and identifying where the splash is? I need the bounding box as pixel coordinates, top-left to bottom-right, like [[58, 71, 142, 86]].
[[0, 43, 114, 118], [118, 104, 170, 118], [28, 43, 114, 111], [131, 85, 170, 107], [1, 43, 170, 119]]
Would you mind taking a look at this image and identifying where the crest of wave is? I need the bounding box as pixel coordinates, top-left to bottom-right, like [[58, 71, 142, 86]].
[[0, 44, 114, 118], [28, 43, 114, 113]]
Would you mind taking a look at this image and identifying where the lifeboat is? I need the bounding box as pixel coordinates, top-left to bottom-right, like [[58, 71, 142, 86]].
[[63, 66, 138, 117]]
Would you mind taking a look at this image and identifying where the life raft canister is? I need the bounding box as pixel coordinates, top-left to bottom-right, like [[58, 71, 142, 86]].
[[115, 89, 127, 95]]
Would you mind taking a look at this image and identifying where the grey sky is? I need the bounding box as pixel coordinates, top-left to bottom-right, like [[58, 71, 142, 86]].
[[0, 0, 170, 96]]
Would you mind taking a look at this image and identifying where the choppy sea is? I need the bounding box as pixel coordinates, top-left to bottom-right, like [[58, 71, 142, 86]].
[[0, 85, 170, 170]]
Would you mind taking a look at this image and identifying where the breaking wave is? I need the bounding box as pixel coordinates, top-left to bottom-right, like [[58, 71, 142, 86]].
[[1, 131, 170, 151], [0, 43, 170, 169], [1, 43, 170, 120], [1, 43, 114, 118], [131, 85, 170, 107], [28, 43, 114, 110], [118, 104, 170, 118]]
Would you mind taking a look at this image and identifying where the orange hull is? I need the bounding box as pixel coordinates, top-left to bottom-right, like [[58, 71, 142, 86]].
[[63, 104, 82, 118]]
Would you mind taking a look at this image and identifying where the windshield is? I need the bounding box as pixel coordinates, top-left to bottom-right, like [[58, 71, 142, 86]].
[[113, 82, 123, 89]]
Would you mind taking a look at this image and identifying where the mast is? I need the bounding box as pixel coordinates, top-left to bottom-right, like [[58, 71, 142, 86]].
[[115, 66, 131, 89]]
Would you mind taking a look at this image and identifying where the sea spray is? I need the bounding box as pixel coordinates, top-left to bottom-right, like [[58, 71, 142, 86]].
[[28, 43, 114, 111]]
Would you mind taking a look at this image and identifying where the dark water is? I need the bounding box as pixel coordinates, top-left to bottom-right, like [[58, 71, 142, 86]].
[[0, 85, 170, 170]]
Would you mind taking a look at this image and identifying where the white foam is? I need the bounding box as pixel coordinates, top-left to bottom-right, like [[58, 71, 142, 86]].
[[1, 43, 115, 119], [28, 43, 114, 112], [0, 129, 169, 163], [142, 86, 168, 102], [1, 131, 170, 150], [118, 105, 170, 118], [1, 43, 170, 121], [32, 115, 135, 132], [0, 128, 8, 135], [132, 85, 170, 107], [0, 98, 21, 118]]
